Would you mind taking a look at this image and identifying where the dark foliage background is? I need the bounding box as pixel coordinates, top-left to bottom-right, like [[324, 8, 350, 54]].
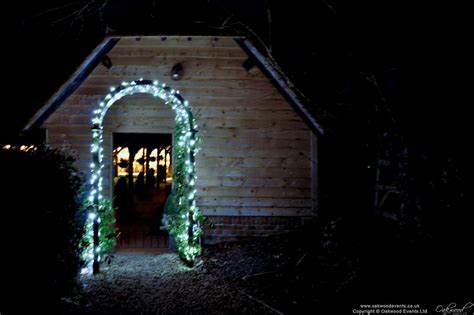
[[0, 0, 470, 309], [0, 147, 85, 313]]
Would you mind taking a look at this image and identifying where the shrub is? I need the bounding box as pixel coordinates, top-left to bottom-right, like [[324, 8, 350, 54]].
[[0, 145, 84, 313]]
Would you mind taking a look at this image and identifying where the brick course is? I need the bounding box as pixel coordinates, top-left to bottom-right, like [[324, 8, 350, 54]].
[[202, 216, 315, 244]]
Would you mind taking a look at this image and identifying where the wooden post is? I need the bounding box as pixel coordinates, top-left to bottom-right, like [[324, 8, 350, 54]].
[[164, 146, 169, 181], [128, 145, 137, 193]]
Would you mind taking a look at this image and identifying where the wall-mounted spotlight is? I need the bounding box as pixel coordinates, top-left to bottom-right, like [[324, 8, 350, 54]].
[[101, 55, 113, 70], [242, 58, 255, 72], [171, 63, 183, 81]]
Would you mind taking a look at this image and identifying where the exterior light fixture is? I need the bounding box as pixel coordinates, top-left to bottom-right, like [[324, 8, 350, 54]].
[[171, 63, 183, 81], [101, 55, 113, 69]]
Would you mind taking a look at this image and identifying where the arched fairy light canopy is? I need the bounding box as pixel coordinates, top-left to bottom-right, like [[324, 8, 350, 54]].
[[86, 79, 202, 274]]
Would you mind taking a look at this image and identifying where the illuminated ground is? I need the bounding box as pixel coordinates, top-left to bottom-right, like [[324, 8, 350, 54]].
[[67, 251, 276, 314], [62, 223, 457, 314], [61, 229, 359, 314]]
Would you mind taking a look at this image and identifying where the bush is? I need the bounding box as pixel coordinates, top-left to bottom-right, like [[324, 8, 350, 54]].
[[0, 146, 84, 314]]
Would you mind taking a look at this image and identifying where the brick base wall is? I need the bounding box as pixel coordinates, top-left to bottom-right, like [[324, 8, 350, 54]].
[[202, 216, 315, 244]]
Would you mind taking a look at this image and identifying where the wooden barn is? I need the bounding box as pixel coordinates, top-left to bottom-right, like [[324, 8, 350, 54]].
[[25, 36, 323, 247]]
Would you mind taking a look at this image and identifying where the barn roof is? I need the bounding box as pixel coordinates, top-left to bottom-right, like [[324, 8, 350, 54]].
[[24, 36, 323, 136]]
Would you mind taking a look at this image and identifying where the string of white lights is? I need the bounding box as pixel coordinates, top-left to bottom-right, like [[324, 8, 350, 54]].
[[82, 79, 202, 275]]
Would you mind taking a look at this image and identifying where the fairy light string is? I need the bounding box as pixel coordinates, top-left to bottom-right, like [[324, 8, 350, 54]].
[[84, 79, 202, 274]]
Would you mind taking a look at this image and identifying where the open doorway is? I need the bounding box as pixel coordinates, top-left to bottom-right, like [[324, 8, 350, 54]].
[[112, 133, 172, 251]]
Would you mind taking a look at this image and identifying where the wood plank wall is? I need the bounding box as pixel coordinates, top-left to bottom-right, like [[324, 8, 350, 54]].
[[43, 36, 316, 218]]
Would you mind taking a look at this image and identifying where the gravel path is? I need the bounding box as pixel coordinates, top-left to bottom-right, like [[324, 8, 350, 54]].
[[66, 251, 275, 314]]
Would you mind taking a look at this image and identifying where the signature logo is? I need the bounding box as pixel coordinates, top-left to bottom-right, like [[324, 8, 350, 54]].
[[435, 302, 474, 315]]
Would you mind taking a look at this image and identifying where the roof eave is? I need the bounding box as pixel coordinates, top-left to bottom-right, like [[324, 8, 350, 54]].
[[23, 37, 120, 132], [235, 38, 324, 137]]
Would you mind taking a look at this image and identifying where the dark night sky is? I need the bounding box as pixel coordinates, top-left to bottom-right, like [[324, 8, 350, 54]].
[[1, 0, 469, 164]]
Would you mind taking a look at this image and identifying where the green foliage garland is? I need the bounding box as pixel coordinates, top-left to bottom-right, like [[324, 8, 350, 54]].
[[80, 199, 117, 270], [162, 116, 204, 264]]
